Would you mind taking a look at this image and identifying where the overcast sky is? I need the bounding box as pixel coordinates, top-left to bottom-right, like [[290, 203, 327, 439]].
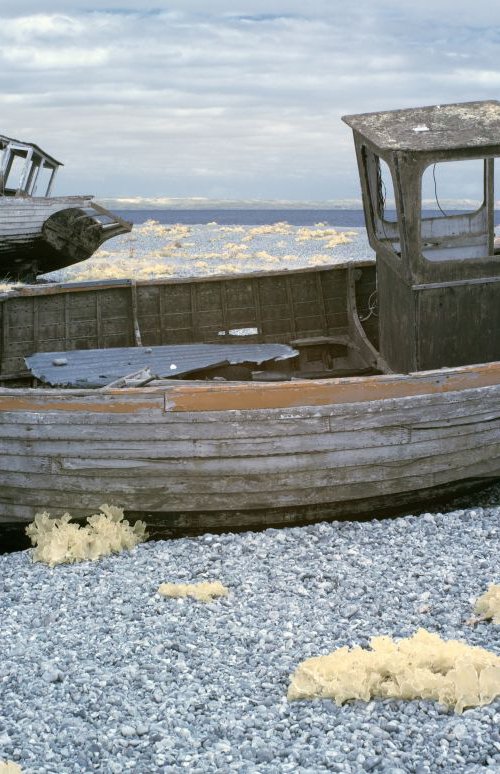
[[2, 1, 500, 201]]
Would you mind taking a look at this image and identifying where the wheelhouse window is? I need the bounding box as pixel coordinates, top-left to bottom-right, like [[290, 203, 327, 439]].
[[362, 145, 401, 256], [3, 152, 28, 195], [420, 158, 493, 262], [0, 138, 60, 197], [377, 157, 398, 223], [30, 159, 57, 196]]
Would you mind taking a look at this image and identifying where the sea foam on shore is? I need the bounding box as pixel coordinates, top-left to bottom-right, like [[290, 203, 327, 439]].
[[43, 221, 369, 283]]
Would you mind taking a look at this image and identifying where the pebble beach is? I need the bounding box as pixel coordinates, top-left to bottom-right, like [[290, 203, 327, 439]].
[[1, 487, 500, 773], [1, 220, 500, 773], [44, 219, 370, 284]]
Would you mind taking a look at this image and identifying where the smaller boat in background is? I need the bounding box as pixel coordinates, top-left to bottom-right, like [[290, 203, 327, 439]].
[[0, 134, 132, 282]]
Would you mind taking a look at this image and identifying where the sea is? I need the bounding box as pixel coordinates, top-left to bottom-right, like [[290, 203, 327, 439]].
[[113, 208, 479, 227]]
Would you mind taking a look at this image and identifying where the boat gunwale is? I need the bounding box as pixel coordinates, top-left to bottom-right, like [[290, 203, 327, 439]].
[[0, 257, 376, 299], [1, 361, 500, 413]]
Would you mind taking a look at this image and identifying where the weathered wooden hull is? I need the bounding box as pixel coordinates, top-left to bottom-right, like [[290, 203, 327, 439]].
[[0, 196, 131, 280], [1, 366, 500, 525], [0, 264, 499, 529]]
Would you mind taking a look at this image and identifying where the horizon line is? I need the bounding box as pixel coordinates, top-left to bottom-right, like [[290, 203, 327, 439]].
[[97, 196, 487, 210]]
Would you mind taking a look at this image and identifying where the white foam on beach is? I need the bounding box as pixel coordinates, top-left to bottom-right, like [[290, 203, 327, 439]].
[[43, 221, 370, 283]]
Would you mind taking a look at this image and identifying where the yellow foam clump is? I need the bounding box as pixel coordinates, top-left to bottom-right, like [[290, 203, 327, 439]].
[[294, 227, 354, 247], [214, 263, 244, 274], [308, 254, 336, 265], [0, 762, 22, 773], [474, 584, 500, 623], [287, 628, 500, 714], [26, 504, 148, 567], [60, 250, 177, 281], [134, 220, 190, 239], [241, 223, 292, 241], [223, 242, 249, 252], [218, 225, 245, 233], [158, 581, 229, 603]]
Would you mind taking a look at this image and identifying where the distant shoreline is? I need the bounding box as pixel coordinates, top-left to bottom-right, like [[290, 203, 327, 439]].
[[97, 197, 486, 211]]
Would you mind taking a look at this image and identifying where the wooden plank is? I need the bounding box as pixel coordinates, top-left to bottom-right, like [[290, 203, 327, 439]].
[[220, 280, 229, 334], [0, 456, 55, 473], [0, 413, 332, 436], [162, 363, 500, 411], [0, 391, 165, 413], [0, 423, 412, 458], [0, 502, 55, 521], [1, 450, 499, 514], [0, 380, 499, 427], [0, 407, 496, 450], [2, 423, 498, 478], [0, 412, 500, 452], [96, 294, 103, 347], [130, 281, 142, 346], [189, 283, 198, 342], [0, 299, 8, 377], [1, 437, 499, 490], [32, 296, 39, 351], [0, 405, 497, 449], [101, 368, 154, 390], [285, 275, 297, 338], [1, 456, 499, 524], [158, 285, 166, 345]]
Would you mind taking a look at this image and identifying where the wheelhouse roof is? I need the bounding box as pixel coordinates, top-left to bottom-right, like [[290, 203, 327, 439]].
[[0, 134, 63, 167], [342, 100, 500, 154]]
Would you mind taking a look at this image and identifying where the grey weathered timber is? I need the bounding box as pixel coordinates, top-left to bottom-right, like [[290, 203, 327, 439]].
[[1, 361, 500, 525], [0, 262, 377, 381], [342, 101, 500, 152], [0, 134, 131, 280], [0, 259, 499, 528], [343, 100, 500, 372]]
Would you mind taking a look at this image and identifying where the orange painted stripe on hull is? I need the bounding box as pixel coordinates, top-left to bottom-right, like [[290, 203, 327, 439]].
[[164, 362, 500, 412], [0, 397, 161, 413], [1, 362, 500, 414]]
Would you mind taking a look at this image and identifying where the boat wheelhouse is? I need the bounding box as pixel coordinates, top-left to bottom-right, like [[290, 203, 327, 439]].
[[0, 134, 61, 198], [343, 100, 500, 372]]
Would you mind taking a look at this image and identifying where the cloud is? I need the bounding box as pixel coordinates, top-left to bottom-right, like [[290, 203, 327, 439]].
[[3, 46, 109, 68], [1, 13, 87, 36], [0, 4, 499, 198]]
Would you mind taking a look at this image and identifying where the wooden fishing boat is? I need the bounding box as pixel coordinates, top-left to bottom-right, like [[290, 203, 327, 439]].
[[0, 262, 498, 531], [1, 100, 500, 532], [0, 134, 131, 281]]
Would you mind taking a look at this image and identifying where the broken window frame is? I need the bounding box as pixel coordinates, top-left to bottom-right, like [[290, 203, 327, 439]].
[[0, 137, 60, 198], [418, 155, 495, 263], [361, 143, 498, 267], [360, 144, 403, 259]]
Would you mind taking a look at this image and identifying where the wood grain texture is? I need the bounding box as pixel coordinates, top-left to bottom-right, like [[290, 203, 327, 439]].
[[1, 379, 500, 523], [0, 197, 92, 256], [0, 196, 131, 279]]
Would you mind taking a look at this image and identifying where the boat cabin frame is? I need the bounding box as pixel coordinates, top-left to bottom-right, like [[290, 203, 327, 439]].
[[343, 100, 500, 373], [0, 134, 62, 198]]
